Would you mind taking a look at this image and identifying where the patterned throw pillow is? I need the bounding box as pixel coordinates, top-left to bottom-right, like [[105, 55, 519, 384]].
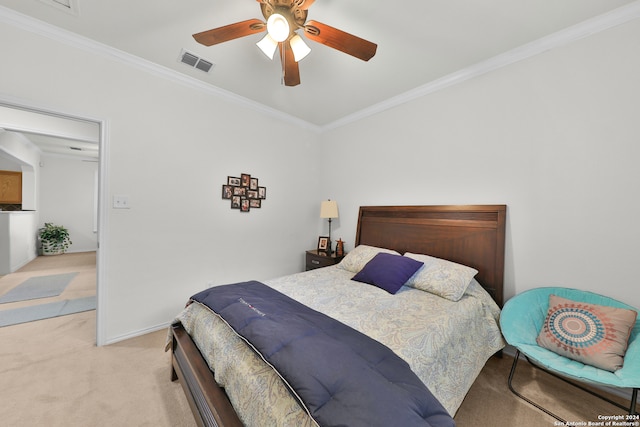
[[536, 294, 638, 372], [337, 245, 400, 273], [403, 252, 478, 301]]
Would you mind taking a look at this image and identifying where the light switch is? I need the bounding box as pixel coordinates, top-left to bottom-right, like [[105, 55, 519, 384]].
[[113, 195, 130, 209]]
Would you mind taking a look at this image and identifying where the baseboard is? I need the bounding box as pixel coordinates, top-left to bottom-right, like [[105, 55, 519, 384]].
[[61, 249, 98, 254], [103, 321, 172, 346], [9, 251, 37, 273]]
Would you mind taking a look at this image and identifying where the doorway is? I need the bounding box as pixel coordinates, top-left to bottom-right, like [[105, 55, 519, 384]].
[[0, 100, 106, 345]]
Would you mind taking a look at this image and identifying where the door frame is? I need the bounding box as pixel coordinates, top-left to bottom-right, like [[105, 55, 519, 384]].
[[0, 96, 109, 346]]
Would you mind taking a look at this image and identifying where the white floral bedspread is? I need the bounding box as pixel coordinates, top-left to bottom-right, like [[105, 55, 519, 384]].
[[174, 266, 505, 426]]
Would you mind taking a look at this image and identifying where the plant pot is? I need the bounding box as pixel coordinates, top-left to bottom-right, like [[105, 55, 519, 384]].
[[41, 241, 65, 256]]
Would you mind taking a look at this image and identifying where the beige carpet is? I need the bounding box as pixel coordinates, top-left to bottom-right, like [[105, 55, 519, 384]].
[[0, 311, 195, 427], [1, 255, 636, 426], [0, 253, 195, 427], [455, 353, 637, 426], [2, 320, 635, 427]]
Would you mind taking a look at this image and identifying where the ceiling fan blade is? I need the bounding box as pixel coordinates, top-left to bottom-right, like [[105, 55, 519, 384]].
[[280, 42, 300, 87], [304, 20, 377, 61], [193, 19, 265, 46]]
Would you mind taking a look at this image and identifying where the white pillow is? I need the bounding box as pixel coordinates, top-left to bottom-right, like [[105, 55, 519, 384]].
[[403, 252, 478, 301], [337, 245, 400, 273]]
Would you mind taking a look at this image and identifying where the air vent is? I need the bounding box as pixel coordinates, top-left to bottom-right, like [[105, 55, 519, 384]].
[[178, 50, 215, 73], [195, 59, 213, 73], [181, 52, 198, 67]]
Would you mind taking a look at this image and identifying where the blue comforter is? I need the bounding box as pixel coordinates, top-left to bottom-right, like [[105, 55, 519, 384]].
[[191, 280, 455, 427]]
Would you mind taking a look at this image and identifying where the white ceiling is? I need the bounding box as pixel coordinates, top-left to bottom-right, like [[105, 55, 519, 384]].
[[23, 132, 99, 160], [1, 0, 639, 130], [0, 104, 100, 161]]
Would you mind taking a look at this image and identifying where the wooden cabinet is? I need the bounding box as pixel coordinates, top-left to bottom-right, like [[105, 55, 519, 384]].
[[0, 171, 22, 204], [305, 250, 345, 271]]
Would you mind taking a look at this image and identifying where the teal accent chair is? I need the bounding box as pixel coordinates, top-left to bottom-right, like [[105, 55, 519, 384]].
[[500, 287, 639, 422]]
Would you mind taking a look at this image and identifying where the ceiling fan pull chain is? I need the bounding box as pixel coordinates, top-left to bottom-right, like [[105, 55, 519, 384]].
[[280, 43, 286, 85]]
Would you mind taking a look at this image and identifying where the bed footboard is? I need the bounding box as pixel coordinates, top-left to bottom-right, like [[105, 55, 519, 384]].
[[170, 323, 243, 427]]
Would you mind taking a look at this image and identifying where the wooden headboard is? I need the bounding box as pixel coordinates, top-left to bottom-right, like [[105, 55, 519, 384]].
[[355, 205, 506, 307]]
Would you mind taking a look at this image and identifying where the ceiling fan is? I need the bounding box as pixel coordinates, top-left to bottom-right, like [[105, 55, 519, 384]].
[[192, 0, 377, 86]]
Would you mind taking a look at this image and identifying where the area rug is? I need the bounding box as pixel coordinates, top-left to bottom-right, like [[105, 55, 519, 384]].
[[0, 296, 96, 327], [0, 272, 78, 304]]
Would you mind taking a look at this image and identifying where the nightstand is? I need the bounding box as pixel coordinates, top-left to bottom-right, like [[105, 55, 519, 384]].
[[305, 250, 345, 271]]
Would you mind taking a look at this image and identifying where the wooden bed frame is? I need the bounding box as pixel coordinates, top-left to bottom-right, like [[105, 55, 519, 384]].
[[170, 204, 507, 427]]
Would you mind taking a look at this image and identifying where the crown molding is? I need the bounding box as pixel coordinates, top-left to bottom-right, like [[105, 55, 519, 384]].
[[2, 3, 639, 134], [0, 6, 322, 133], [321, 1, 640, 132]]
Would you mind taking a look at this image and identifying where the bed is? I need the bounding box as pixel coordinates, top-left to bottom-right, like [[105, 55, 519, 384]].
[[169, 204, 507, 427]]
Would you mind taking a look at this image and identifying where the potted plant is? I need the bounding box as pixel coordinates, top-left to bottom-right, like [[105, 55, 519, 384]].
[[39, 223, 72, 255]]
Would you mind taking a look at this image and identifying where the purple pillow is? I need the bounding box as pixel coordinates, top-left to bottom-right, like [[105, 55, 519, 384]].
[[351, 253, 424, 294]]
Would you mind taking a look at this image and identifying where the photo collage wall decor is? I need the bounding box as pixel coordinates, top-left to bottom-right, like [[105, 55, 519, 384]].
[[221, 173, 266, 212]]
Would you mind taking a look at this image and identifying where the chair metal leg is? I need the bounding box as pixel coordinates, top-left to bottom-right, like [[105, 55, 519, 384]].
[[508, 350, 639, 420], [508, 349, 567, 423]]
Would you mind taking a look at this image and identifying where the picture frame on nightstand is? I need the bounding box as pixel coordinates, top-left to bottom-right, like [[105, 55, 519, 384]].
[[317, 236, 329, 253]]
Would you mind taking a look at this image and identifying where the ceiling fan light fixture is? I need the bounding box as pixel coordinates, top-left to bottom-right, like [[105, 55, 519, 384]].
[[267, 13, 290, 42], [192, 0, 377, 86], [290, 34, 311, 62], [256, 33, 278, 59]]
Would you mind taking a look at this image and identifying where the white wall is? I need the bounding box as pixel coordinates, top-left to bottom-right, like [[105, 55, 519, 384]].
[[2, 10, 639, 343], [0, 211, 38, 274], [319, 19, 640, 310], [38, 155, 98, 253], [0, 129, 39, 211], [0, 129, 40, 269], [0, 155, 20, 171], [0, 18, 321, 343]]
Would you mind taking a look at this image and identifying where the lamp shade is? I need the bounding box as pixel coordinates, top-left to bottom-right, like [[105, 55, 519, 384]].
[[290, 34, 311, 62], [256, 33, 278, 59], [320, 200, 339, 219]]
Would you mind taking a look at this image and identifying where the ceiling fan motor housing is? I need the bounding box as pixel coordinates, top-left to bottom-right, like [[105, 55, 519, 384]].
[[260, 1, 308, 40]]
